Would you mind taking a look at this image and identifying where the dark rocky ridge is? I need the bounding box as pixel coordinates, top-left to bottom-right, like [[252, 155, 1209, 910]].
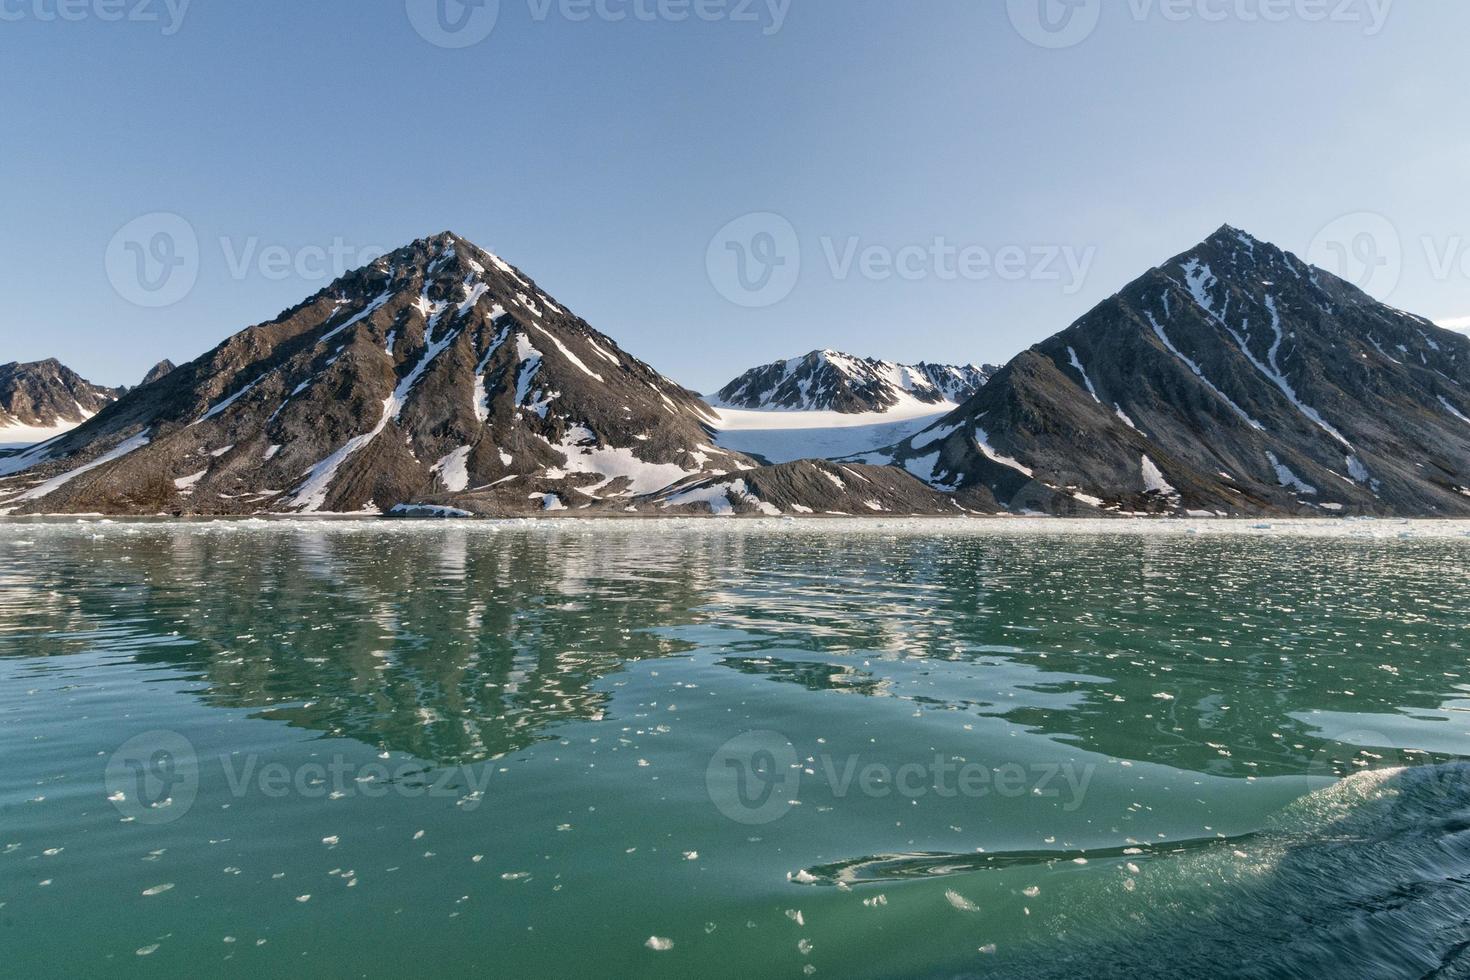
[[715, 350, 995, 413], [0, 359, 119, 428], [0, 233, 755, 515], [140, 359, 177, 386], [867, 226, 1470, 517]]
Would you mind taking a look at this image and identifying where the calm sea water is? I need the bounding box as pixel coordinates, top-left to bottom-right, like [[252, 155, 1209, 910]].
[[3, 519, 1470, 978]]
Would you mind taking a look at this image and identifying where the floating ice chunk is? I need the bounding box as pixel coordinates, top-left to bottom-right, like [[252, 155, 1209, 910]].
[[945, 889, 980, 912]]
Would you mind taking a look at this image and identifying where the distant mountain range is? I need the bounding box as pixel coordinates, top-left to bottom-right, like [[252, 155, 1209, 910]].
[[3, 226, 1467, 518], [713, 350, 995, 413], [0, 359, 119, 441]]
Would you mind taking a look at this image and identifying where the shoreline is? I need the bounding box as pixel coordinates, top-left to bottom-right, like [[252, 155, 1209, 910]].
[[2, 513, 1468, 540]]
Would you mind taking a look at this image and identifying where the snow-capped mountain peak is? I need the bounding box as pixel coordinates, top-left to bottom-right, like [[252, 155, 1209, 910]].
[[0, 359, 120, 447], [871, 224, 1470, 516], [0, 232, 752, 515], [713, 349, 995, 414]]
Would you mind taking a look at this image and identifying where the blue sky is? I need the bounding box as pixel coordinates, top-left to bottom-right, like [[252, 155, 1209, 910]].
[[3, 0, 1469, 391]]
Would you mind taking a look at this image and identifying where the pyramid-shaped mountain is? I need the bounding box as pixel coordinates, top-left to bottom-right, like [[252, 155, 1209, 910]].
[[0, 233, 753, 515], [869, 226, 1470, 516]]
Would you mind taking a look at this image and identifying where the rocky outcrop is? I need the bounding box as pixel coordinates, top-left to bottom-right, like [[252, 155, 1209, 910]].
[[140, 360, 177, 386]]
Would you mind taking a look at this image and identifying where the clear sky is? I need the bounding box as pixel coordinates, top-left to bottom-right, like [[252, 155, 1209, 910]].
[[3, 0, 1469, 392]]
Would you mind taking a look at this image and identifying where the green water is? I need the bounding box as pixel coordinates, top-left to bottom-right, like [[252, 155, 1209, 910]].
[[3, 519, 1470, 978]]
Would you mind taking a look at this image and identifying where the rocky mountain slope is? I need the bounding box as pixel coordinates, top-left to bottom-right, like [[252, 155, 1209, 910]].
[[713, 350, 994, 413], [140, 359, 176, 386], [0, 359, 119, 431], [649, 459, 959, 516], [0, 233, 755, 515], [865, 226, 1470, 517]]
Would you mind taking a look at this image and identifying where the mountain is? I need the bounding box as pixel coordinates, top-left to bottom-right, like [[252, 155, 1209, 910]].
[[868, 226, 1470, 517], [0, 233, 755, 515], [140, 359, 177, 386], [0, 359, 120, 442], [713, 350, 995, 413]]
